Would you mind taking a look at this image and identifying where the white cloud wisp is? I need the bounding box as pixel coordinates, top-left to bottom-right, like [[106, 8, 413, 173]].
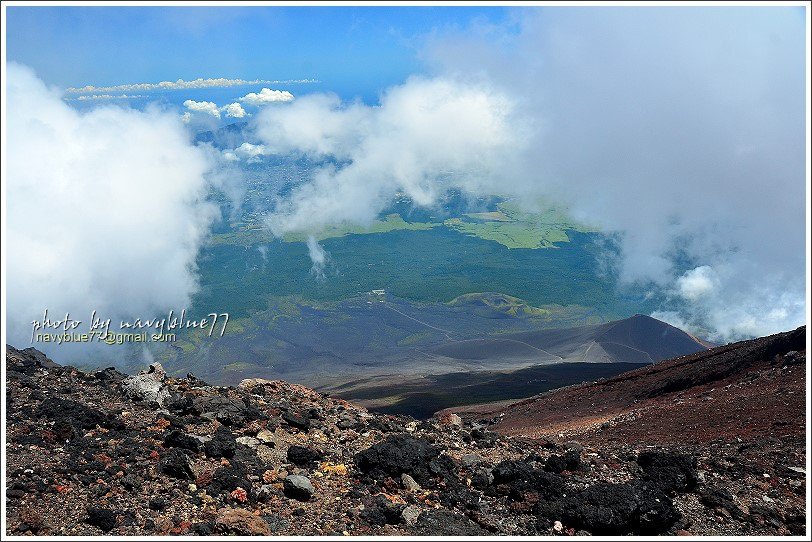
[[6, 63, 220, 359]]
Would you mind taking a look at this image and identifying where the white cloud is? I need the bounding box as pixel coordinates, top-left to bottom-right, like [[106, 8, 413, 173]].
[[182, 100, 248, 122], [6, 63, 219, 360], [233, 142, 268, 162], [222, 143, 269, 163], [183, 99, 221, 118], [423, 8, 807, 341], [66, 77, 318, 94], [72, 94, 147, 101], [306, 235, 330, 280], [239, 88, 295, 106], [222, 102, 247, 118], [255, 77, 521, 234], [249, 9, 805, 341], [676, 266, 718, 301]]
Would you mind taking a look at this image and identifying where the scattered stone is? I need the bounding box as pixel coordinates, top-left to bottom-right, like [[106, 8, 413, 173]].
[[255, 484, 276, 502], [413, 509, 488, 535], [236, 436, 261, 448], [158, 449, 194, 480], [193, 396, 260, 426], [36, 398, 122, 430], [563, 441, 584, 454], [85, 508, 118, 533], [287, 445, 324, 467], [283, 475, 314, 501], [5, 335, 805, 537], [402, 505, 422, 526], [319, 463, 348, 476], [542, 481, 680, 535], [282, 411, 311, 430], [164, 429, 202, 452], [492, 459, 565, 500], [361, 494, 405, 526], [204, 426, 236, 459], [256, 429, 276, 443], [544, 449, 581, 473], [401, 473, 421, 491], [461, 453, 484, 468], [637, 451, 698, 494], [206, 463, 251, 497], [121, 363, 170, 407], [148, 497, 167, 511], [436, 412, 463, 428], [356, 435, 448, 486]]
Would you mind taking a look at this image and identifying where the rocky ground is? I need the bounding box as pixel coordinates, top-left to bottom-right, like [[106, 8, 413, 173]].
[[4, 337, 808, 536]]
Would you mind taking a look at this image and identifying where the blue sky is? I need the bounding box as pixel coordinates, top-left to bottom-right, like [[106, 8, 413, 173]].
[[6, 6, 513, 102]]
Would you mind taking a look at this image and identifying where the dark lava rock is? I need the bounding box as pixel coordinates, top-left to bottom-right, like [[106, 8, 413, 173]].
[[164, 429, 202, 452], [471, 469, 494, 490], [364, 416, 399, 433], [204, 426, 236, 458], [336, 415, 357, 430], [85, 507, 118, 532], [540, 481, 680, 535], [94, 367, 126, 383], [361, 494, 405, 526], [699, 486, 745, 519], [36, 398, 123, 430], [207, 463, 251, 497], [193, 395, 260, 426], [468, 427, 498, 447], [544, 449, 581, 473], [286, 445, 323, 468], [356, 435, 451, 486], [21, 347, 60, 368], [158, 448, 194, 480], [637, 451, 698, 493], [283, 475, 314, 501], [148, 497, 167, 511], [491, 459, 565, 501], [282, 411, 311, 430], [412, 509, 488, 535], [191, 522, 215, 536], [166, 392, 196, 415], [7, 346, 61, 374], [439, 481, 482, 510], [778, 350, 804, 367]]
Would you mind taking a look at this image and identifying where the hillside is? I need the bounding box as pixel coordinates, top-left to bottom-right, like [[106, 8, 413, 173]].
[[429, 313, 708, 364], [321, 314, 709, 417], [5, 330, 807, 536], [446, 326, 805, 444]]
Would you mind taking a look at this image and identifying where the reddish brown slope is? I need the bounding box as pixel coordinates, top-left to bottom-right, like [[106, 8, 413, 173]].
[[449, 326, 806, 446]]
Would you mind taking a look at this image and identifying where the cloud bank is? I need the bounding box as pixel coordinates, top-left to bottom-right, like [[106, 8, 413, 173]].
[[255, 77, 522, 235], [6, 64, 219, 359], [72, 94, 148, 101], [66, 77, 318, 94], [251, 8, 806, 341], [182, 90, 294, 123]]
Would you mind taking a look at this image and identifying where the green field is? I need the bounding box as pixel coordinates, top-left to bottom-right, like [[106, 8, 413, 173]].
[[146, 192, 660, 388], [191, 227, 645, 322], [210, 199, 591, 250], [444, 201, 592, 249]]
